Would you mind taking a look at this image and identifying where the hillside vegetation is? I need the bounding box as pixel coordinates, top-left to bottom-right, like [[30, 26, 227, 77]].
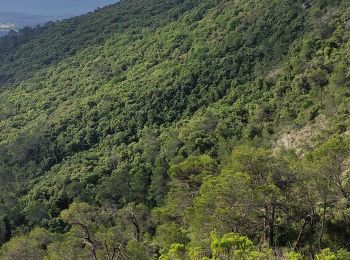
[[0, 0, 350, 259]]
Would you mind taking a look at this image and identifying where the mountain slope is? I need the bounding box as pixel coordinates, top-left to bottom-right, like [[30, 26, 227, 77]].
[[0, 0, 350, 258], [0, 0, 201, 85]]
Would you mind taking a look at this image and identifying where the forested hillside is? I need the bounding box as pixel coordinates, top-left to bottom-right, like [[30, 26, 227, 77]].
[[0, 0, 350, 259]]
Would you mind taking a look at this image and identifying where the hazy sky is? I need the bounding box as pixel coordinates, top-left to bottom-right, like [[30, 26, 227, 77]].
[[1, 0, 117, 15]]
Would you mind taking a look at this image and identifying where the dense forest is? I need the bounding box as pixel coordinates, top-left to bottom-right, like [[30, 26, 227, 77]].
[[0, 0, 350, 259]]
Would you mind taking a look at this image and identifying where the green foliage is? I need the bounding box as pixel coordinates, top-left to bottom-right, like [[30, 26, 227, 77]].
[[211, 232, 255, 259], [154, 223, 189, 252], [283, 251, 302, 260], [0, 228, 52, 260], [159, 243, 187, 260], [0, 0, 350, 258], [125, 240, 150, 260], [316, 248, 350, 260], [154, 155, 218, 224]]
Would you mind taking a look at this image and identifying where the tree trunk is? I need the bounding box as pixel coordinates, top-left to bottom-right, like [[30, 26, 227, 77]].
[[318, 201, 327, 250], [294, 218, 307, 250], [269, 204, 276, 248]]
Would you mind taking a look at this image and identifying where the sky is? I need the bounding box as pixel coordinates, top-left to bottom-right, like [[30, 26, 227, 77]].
[[1, 0, 117, 16]]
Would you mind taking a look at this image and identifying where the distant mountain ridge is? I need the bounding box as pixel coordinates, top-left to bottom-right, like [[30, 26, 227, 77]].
[[0, 11, 67, 37], [1, 0, 116, 16], [0, 11, 66, 28]]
